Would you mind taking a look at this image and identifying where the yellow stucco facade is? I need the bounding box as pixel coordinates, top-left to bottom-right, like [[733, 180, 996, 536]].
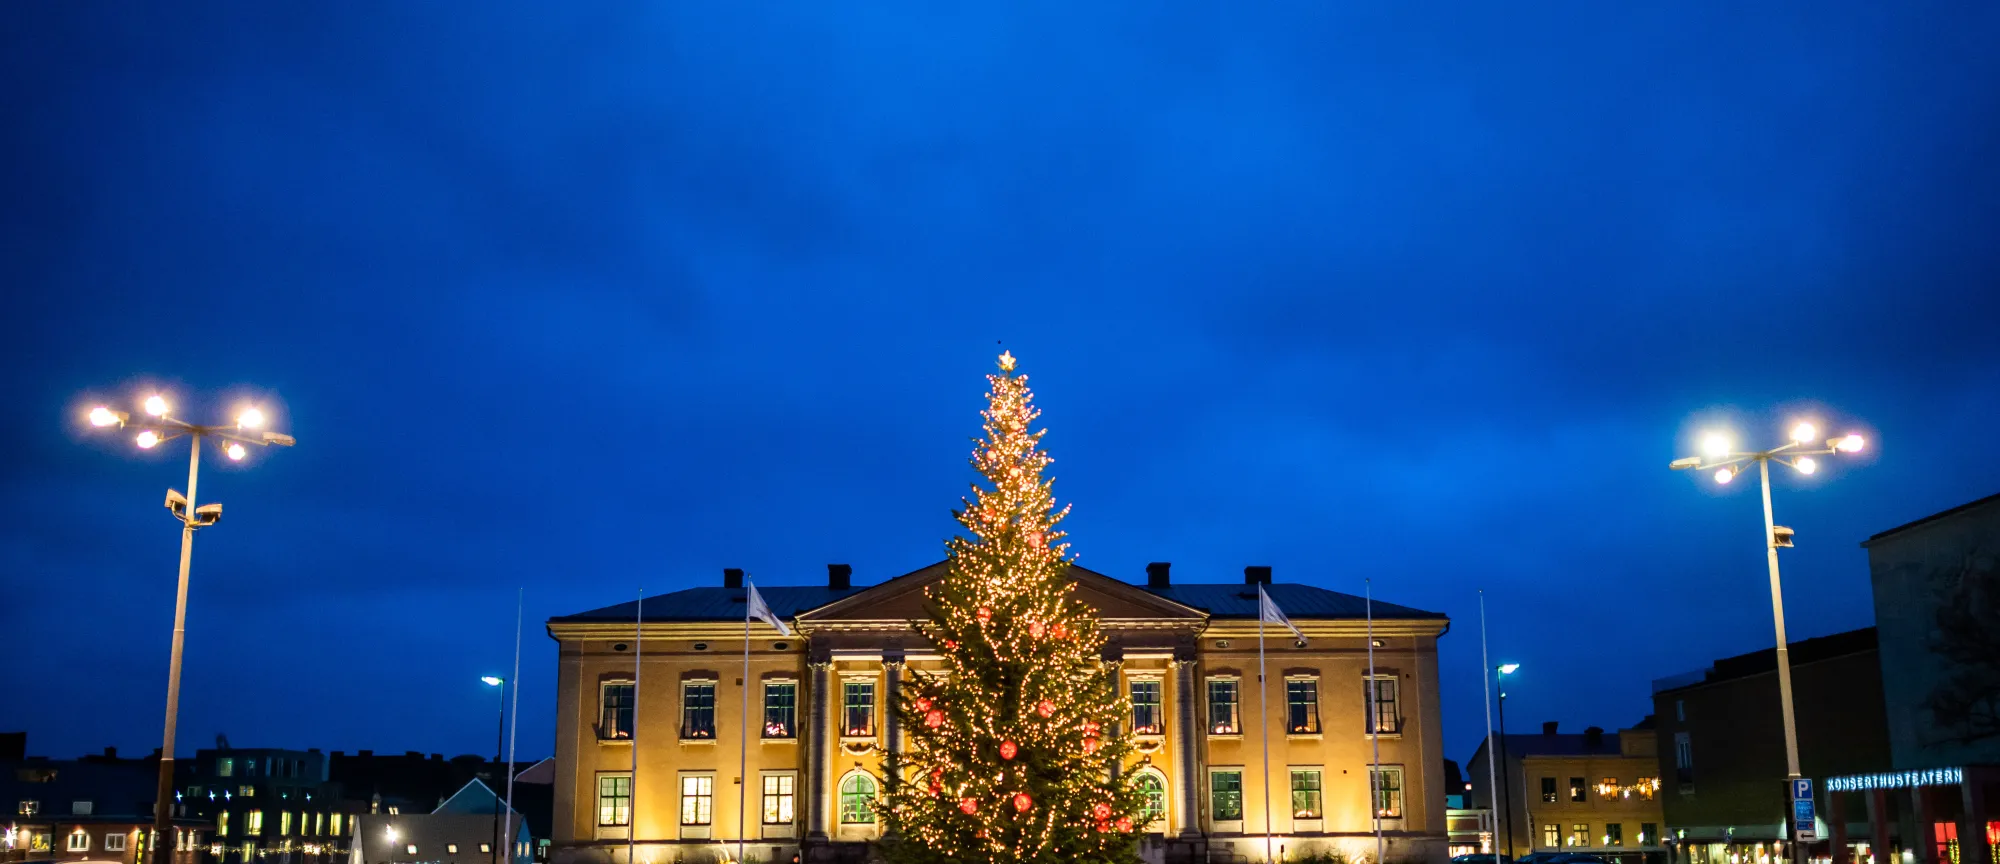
[[546, 563, 1451, 864]]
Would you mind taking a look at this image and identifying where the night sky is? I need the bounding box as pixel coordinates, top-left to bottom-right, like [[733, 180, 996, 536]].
[[4, 4, 1998, 768]]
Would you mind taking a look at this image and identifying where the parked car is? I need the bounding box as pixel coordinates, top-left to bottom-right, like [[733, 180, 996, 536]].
[[1552, 855, 1614, 864], [1452, 855, 1514, 864], [1514, 853, 1570, 864]]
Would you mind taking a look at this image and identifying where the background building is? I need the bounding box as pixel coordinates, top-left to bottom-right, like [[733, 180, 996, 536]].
[[1, 741, 205, 864], [1649, 627, 1891, 864], [181, 747, 358, 864], [1467, 720, 1663, 864], [546, 562, 1452, 864]]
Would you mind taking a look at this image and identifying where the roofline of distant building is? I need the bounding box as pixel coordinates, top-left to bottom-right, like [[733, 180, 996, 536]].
[[1861, 491, 2000, 547], [1650, 626, 1877, 695]]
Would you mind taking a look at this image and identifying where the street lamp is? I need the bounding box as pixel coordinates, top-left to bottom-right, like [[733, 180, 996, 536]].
[[1671, 418, 1867, 864], [1494, 663, 1520, 857], [482, 676, 509, 864], [83, 393, 295, 862]]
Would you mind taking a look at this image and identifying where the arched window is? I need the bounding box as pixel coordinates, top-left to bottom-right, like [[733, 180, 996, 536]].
[[1134, 770, 1167, 830], [838, 773, 877, 824]]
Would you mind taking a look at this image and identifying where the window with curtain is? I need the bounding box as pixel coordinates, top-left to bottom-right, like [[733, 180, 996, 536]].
[[682, 682, 716, 739], [1364, 676, 1400, 734], [1207, 679, 1239, 734], [597, 775, 631, 826], [1130, 680, 1163, 734], [600, 682, 635, 739], [843, 682, 876, 737], [680, 775, 713, 826], [1370, 767, 1403, 818], [1286, 679, 1321, 734], [762, 774, 795, 825], [1291, 770, 1322, 819], [763, 682, 797, 738]]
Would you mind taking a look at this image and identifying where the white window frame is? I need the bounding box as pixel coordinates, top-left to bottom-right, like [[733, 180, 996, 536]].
[[678, 771, 715, 840], [838, 675, 878, 741], [1364, 674, 1401, 737], [598, 680, 636, 742], [1132, 767, 1170, 834], [760, 770, 798, 839], [1207, 767, 1245, 834], [592, 771, 632, 841], [1284, 674, 1322, 737], [1289, 765, 1325, 833], [1369, 764, 1406, 822], [1127, 673, 1166, 737], [1205, 676, 1241, 737], [68, 832, 91, 852], [106, 832, 128, 852]]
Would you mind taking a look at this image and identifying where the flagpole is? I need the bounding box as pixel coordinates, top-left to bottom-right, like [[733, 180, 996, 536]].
[[1258, 585, 1273, 864], [630, 589, 643, 864], [1478, 591, 1498, 857], [1366, 579, 1382, 864], [739, 580, 752, 864], [506, 588, 523, 864]]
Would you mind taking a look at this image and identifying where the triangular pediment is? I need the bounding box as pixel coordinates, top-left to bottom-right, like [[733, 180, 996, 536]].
[[796, 560, 1208, 625]]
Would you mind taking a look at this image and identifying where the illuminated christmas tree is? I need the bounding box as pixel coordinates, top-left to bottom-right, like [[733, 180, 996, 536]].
[[879, 351, 1148, 864]]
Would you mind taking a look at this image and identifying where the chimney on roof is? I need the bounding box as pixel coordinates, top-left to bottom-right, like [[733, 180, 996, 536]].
[[1244, 565, 1272, 585], [1584, 726, 1604, 748], [723, 568, 744, 589], [828, 564, 852, 590], [1146, 562, 1171, 588], [1543, 721, 1558, 736]]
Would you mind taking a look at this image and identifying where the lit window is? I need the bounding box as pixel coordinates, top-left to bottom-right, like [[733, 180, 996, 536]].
[[838, 773, 876, 824], [1606, 823, 1624, 846], [1286, 678, 1321, 734], [218, 758, 235, 777], [1134, 772, 1166, 829], [72, 800, 94, 816], [1569, 777, 1586, 802], [599, 682, 635, 739], [448, 844, 459, 854], [680, 775, 714, 826], [1543, 823, 1560, 848], [1209, 770, 1243, 822], [331, 814, 344, 836], [248, 810, 264, 835], [597, 775, 632, 827], [480, 844, 491, 853], [1364, 676, 1400, 734], [16, 800, 38, 815], [1370, 767, 1404, 818], [68, 832, 91, 852], [106, 833, 129, 852], [1541, 776, 1557, 803], [682, 682, 717, 739], [1570, 824, 1589, 847], [842, 681, 875, 737], [763, 682, 797, 738], [1291, 770, 1322, 819], [1207, 679, 1239, 735], [1130, 680, 1162, 734], [219, 811, 231, 836], [240, 786, 256, 798], [280, 812, 292, 835], [762, 774, 796, 825], [406, 844, 418, 854]]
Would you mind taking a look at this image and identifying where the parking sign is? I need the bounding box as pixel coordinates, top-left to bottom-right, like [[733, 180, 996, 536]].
[[1792, 779, 1817, 842]]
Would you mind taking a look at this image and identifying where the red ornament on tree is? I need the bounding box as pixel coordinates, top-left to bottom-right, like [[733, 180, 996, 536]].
[[1092, 802, 1112, 820], [1052, 623, 1069, 640], [1116, 816, 1133, 833], [1082, 736, 1099, 754], [1036, 699, 1055, 718], [1026, 532, 1043, 548], [959, 798, 978, 815], [1012, 792, 1033, 813], [1082, 720, 1100, 736], [1029, 620, 1046, 638], [999, 740, 1017, 760], [976, 607, 992, 623], [925, 710, 944, 729], [1096, 819, 1111, 833], [915, 697, 932, 712]]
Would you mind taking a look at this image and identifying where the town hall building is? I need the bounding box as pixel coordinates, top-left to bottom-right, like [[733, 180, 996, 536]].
[[544, 561, 1451, 864]]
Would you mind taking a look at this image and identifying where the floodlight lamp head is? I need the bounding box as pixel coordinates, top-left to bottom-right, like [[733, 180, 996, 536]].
[[192, 503, 222, 527], [1669, 456, 1702, 471], [165, 489, 189, 519]]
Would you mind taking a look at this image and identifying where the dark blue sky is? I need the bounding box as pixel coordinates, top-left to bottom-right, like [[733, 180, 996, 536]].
[[4, 4, 1998, 766]]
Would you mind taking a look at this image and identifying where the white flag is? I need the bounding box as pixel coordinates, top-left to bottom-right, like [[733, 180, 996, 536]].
[[1258, 583, 1306, 644], [746, 581, 792, 637]]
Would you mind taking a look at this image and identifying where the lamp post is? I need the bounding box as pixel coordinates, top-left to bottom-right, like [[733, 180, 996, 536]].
[[1495, 663, 1520, 857], [482, 677, 508, 864], [84, 395, 295, 864], [1671, 420, 1867, 864]]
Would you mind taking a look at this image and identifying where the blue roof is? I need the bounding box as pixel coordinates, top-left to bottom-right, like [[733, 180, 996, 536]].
[[1143, 582, 1446, 620], [550, 585, 864, 623], [552, 576, 1443, 624]]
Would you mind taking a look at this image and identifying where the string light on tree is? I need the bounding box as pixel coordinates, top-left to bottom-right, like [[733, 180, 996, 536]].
[[877, 351, 1149, 864]]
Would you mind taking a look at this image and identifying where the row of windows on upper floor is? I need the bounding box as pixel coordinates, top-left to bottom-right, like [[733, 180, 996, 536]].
[[590, 763, 1411, 833], [27, 828, 204, 854], [595, 673, 1405, 741], [210, 756, 314, 780], [1534, 776, 1663, 804], [1538, 821, 1664, 848], [207, 808, 350, 838], [179, 785, 320, 805]]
